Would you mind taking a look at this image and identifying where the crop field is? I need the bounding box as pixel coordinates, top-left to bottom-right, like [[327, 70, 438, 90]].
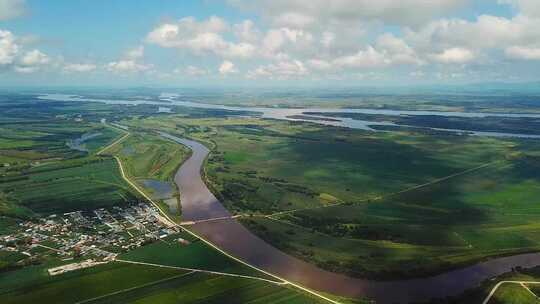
[[108, 132, 188, 182], [0, 243, 328, 304], [86, 272, 328, 304], [122, 114, 540, 279], [0, 157, 138, 216], [0, 262, 189, 304], [440, 266, 540, 304], [107, 131, 188, 216], [242, 149, 540, 279], [119, 232, 267, 277]]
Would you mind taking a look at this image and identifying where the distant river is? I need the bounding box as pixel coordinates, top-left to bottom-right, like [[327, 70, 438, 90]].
[[39, 94, 540, 139], [159, 131, 540, 304]]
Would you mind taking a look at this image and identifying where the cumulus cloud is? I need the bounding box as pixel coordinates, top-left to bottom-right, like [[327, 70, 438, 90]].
[[13, 49, 50, 73], [126, 46, 144, 60], [20, 49, 50, 66], [505, 46, 540, 60], [219, 60, 237, 75], [333, 47, 388, 68], [0, 29, 18, 65], [14, 66, 37, 73], [175, 65, 208, 76], [63, 63, 97, 73], [431, 47, 475, 63], [499, 0, 540, 18], [107, 46, 153, 74], [230, 0, 466, 27], [147, 16, 256, 58], [107, 60, 153, 74], [233, 20, 260, 42], [405, 14, 540, 52], [247, 60, 307, 79], [0, 0, 26, 21]]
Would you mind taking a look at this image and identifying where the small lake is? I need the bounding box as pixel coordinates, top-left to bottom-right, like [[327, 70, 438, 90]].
[[140, 179, 178, 213]]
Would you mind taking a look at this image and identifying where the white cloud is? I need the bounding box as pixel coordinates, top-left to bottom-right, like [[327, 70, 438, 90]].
[[20, 49, 50, 66], [233, 20, 260, 42], [307, 59, 332, 71], [260, 27, 313, 59], [126, 46, 144, 60], [375, 33, 423, 65], [63, 63, 97, 73], [247, 60, 307, 79], [499, 0, 540, 18], [405, 15, 540, 52], [230, 0, 466, 27], [219, 60, 237, 75], [0, 29, 18, 65], [107, 46, 153, 74], [431, 47, 475, 63], [334, 46, 388, 68], [13, 49, 50, 73], [506, 46, 540, 60], [107, 60, 153, 73], [147, 16, 255, 59], [176, 65, 208, 76], [14, 65, 37, 73], [0, 0, 26, 21]]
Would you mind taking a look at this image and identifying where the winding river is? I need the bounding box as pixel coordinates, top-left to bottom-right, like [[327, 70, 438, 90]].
[[160, 132, 540, 304], [40, 93, 540, 302]]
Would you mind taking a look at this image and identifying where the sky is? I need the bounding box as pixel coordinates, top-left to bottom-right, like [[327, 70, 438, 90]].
[[1, 0, 540, 87]]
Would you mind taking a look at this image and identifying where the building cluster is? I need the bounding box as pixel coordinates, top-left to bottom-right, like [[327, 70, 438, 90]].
[[0, 203, 179, 272]]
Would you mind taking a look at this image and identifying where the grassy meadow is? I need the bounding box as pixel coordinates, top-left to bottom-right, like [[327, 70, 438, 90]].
[[107, 131, 189, 217], [127, 114, 540, 279]]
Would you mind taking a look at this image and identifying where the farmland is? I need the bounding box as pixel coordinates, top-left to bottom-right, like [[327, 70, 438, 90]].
[[0, 96, 342, 304], [2, 93, 540, 303], [107, 131, 189, 216], [124, 114, 540, 280]]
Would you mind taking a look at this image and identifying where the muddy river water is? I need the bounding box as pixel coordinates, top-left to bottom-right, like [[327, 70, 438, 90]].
[[40, 94, 540, 302], [160, 132, 540, 304]]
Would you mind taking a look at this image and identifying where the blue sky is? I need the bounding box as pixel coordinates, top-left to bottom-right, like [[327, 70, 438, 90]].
[[1, 0, 539, 87]]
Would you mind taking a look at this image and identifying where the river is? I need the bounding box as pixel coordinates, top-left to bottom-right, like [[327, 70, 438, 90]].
[[41, 93, 540, 302], [160, 131, 540, 304], [39, 94, 540, 139]]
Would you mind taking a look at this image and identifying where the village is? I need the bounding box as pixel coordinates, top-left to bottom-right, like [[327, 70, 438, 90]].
[[0, 203, 181, 275]]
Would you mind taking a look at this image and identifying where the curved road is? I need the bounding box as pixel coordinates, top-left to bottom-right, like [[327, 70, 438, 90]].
[[161, 132, 540, 304]]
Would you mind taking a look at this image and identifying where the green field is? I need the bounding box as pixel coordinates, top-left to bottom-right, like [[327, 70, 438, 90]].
[[441, 266, 540, 304], [107, 131, 189, 217], [0, 239, 328, 304], [0, 157, 138, 216], [0, 261, 321, 304], [108, 132, 188, 183], [119, 232, 268, 277], [125, 114, 540, 279], [87, 272, 327, 304]]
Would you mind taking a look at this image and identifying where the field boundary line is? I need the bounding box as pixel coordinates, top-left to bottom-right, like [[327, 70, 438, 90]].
[[520, 282, 539, 298], [385, 160, 500, 198], [482, 280, 540, 304], [96, 130, 130, 156], [74, 271, 196, 304], [265, 160, 502, 218], [153, 132, 344, 304], [107, 130, 343, 304], [116, 258, 286, 285]]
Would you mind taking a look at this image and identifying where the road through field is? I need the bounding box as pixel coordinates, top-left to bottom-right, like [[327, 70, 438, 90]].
[[161, 131, 540, 304]]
